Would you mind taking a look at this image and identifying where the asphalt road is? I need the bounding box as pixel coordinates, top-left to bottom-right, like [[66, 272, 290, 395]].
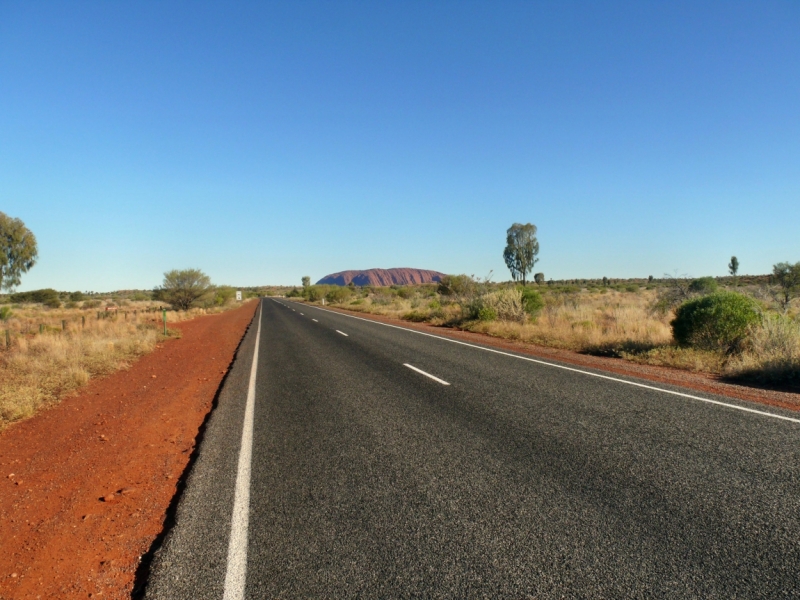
[[145, 298, 800, 599]]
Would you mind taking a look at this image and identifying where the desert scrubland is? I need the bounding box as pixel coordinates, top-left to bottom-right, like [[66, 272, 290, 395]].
[[0, 292, 245, 427], [290, 275, 800, 388]]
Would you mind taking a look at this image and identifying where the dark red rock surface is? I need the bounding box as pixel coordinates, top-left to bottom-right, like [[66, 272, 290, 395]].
[[316, 268, 446, 287]]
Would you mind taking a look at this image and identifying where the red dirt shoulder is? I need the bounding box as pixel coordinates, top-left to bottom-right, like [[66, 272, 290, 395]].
[[0, 300, 257, 600]]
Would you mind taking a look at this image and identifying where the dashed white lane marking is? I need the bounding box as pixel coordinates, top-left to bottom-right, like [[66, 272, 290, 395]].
[[304, 304, 800, 425], [404, 363, 451, 386], [312, 319, 318, 322], [336, 330, 349, 337], [300, 313, 304, 315], [223, 301, 263, 600]]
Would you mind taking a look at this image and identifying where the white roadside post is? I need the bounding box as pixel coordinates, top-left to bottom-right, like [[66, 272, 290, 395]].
[[236, 290, 242, 301]]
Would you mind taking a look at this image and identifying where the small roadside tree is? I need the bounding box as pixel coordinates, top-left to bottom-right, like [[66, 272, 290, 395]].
[[728, 256, 739, 283], [771, 261, 800, 313], [0, 212, 38, 292], [301, 276, 311, 289], [503, 223, 539, 286], [159, 269, 212, 310], [534, 272, 545, 284]]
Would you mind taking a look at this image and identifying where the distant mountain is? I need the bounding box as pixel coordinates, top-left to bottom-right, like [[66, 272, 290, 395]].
[[316, 268, 446, 287]]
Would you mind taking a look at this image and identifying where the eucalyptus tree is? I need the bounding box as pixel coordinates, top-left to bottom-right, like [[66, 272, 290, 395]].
[[503, 223, 539, 286], [0, 212, 38, 292]]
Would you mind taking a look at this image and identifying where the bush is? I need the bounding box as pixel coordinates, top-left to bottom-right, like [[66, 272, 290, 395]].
[[325, 287, 352, 304], [9, 288, 60, 305], [69, 291, 84, 301], [671, 292, 760, 352], [306, 286, 325, 302], [519, 287, 544, 317], [688, 276, 718, 295], [468, 289, 525, 322], [402, 311, 429, 322], [158, 269, 212, 310], [728, 314, 800, 383], [477, 306, 498, 321], [212, 286, 237, 306], [437, 275, 475, 296]]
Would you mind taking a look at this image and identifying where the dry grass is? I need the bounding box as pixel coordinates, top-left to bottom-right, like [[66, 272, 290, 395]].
[[330, 288, 674, 349], [0, 300, 242, 428], [727, 316, 800, 383], [310, 286, 796, 379]]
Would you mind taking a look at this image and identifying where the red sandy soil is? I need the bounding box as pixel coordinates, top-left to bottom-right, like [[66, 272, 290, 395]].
[[316, 268, 445, 286], [320, 305, 800, 411], [0, 301, 257, 600]]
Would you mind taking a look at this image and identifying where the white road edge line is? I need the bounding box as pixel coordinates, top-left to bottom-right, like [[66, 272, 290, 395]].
[[336, 330, 349, 337], [303, 304, 800, 425], [222, 300, 262, 600], [404, 363, 450, 385]]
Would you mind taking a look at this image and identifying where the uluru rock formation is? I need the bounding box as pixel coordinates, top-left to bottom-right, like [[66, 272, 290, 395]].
[[316, 268, 446, 287]]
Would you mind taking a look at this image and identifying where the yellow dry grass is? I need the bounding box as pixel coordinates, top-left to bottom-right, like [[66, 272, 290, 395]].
[[0, 300, 240, 428], [317, 288, 728, 374]]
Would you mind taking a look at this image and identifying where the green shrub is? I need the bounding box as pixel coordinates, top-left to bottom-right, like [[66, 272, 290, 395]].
[[9, 288, 60, 305], [397, 287, 414, 299], [325, 287, 352, 304], [519, 287, 544, 317], [304, 286, 323, 301], [83, 299, 101, 309], [402, 311, 429, 322], [625, 284, 639, 293], [477, 305, 497, 321], [688, 276, 718, 295], [671, 292, 760, 352], [69, 291, 84, 301]]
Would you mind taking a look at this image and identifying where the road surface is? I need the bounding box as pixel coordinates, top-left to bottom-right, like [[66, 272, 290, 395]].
[[145, 299, 800, 598]]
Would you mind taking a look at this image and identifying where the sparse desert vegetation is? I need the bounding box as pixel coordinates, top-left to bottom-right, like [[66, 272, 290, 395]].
[[291, 268, 800, 387], [0, 284, 251, 428]]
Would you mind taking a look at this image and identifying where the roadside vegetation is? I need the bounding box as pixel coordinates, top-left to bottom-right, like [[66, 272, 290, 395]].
[[290, 265, 800, 388], [0, 270, 254, 428]]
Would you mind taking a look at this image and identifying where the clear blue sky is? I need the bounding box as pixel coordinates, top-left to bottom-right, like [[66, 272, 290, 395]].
[[1, 1, 798, 291]]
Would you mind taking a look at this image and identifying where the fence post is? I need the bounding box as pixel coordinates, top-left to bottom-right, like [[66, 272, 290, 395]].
[[162, 309, 167, 336], [82, 316, 85, 328], [62, 319, 66, 331], [39, 323, 44, 334], [5, 329, 9, 349]]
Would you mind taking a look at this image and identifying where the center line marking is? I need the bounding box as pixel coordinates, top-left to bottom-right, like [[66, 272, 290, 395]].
[[312, 319, 318, 322], [304, 304, 800, 424], [336, 330, 349, 336], [404, 363, 450, 385]]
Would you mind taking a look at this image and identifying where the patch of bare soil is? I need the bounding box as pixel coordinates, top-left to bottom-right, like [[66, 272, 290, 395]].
[[0, 300, 257, 600], [321, 305, 800, 411]]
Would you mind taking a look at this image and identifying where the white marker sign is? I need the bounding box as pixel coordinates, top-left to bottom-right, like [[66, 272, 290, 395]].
[[236, 290, 242, 301]]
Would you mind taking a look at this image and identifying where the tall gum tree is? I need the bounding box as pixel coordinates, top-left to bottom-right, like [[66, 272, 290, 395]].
[[503, 223, 539, 286], [0, 212, 38, 291]]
